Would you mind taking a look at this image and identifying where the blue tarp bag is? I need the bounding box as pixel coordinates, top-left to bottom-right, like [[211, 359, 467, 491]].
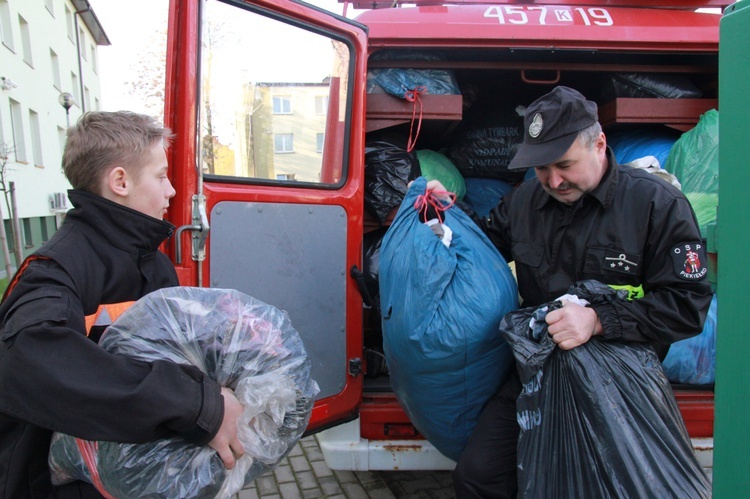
[[379, 177, 518, 461], [662, 294, 717, 386]]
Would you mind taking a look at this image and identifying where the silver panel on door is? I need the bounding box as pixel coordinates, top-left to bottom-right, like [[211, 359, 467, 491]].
[[209, 201, 347, 399]]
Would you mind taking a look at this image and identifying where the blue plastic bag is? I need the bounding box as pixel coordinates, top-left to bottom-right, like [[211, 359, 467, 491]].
[[367, 50, 460, 97], [607, 127, 680, 168], [662, 294, 717, 385], [462, 177, 514, 217], [379, 177, 518, 461]]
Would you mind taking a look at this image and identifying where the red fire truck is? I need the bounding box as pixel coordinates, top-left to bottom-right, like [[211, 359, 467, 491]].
[[164, 0, 724, 472]]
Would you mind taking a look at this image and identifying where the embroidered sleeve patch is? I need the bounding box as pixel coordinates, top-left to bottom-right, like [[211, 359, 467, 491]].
[[672, 242, 708, 281], [604, 251, 640, 275]]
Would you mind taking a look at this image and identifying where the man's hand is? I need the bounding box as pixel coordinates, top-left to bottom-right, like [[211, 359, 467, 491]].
[[408, 179, 453, 202], [208, 387, 245, 469], [545, 300, 602, 350], [424, 179, 453, 202]]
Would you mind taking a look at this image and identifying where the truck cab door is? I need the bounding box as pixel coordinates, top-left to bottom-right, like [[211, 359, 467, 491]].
[[165, 0, 368, 432]]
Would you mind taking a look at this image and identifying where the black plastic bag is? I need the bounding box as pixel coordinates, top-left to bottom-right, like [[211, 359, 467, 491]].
[[600, 73, 703, 100], [447, 107, 527, 183], [363, 227, 388, 314], [501, 280, 711, 498], [364, 140, 421, 223]]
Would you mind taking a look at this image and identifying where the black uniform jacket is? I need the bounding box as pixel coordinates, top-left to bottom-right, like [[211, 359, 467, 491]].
[[0, 190, 223, 498], [481, 149, 713, 346]]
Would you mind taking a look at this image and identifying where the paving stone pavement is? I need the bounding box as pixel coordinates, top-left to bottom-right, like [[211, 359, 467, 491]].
[[233, 435, 457, 499], [232, 433, 712, 498]]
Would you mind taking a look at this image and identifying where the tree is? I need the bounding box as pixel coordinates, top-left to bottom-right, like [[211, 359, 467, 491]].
[[123, 28, 168, 122], [0, 143, 22, 274], [199, 19, 231, 175]]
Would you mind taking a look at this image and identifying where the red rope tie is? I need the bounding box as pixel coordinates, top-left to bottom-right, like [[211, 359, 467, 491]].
[[404, 86, 427, 152], [414, 189, 456, 225], [75, 438, 117, 499]]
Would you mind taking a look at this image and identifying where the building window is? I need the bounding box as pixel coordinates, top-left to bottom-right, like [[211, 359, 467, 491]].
[[71, 72, 79, 104], [315, 96, 329, 115], [45, 0, 54, 16], [50, 48, 61, 89], [272, 96, 292, 114], [65, 5, 74, 41], [19, 15, 33, 66], [316, 133, 324, 153], [3, 220, 14, 249], [78, 27, 86, 60], [29, 109, 42, 167], [90, 43, 97, 73], [0, 0, 14, 51], [84, 86, 90, 111], [40, 217, 49, 242], [57, 126, 66, 156], [9, 99, 27, 163], [274, 134, 294, 153], [0, 110, 5, 147], [22, 218, 32, 248]]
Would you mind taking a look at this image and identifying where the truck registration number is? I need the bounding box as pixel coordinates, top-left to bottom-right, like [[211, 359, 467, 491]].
[[484, 6, 614, 26]]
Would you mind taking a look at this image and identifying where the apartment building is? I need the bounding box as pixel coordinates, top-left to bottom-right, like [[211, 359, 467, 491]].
[[0, 0, 108, 274]]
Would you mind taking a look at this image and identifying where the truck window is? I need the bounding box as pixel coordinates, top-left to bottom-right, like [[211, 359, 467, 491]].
[[199, 0, 351, 186]]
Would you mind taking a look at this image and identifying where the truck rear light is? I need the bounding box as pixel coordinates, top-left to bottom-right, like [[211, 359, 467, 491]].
[[384, 423, 419, 438]]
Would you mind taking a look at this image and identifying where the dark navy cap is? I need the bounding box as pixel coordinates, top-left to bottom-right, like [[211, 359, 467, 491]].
[[508, 86, 598, 169]]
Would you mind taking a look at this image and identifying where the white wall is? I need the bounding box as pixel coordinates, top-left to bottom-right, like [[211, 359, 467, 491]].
[[0, 0, 103, 219]]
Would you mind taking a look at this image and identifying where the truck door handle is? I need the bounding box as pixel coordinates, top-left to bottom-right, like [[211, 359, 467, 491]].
[[175, 195, 209, 264]]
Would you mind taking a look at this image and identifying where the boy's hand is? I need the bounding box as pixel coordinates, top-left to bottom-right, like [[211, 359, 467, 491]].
[[545, 300, 602, 350], [209, 387, 245, 469]]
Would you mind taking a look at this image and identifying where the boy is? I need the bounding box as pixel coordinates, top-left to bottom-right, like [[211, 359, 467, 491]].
[[0, 111, 244, 498]]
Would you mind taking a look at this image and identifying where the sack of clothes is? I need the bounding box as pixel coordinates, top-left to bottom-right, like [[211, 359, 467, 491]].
[[662, 294, 717, 386], [48, 287, 319, 499], [364, 138, 421, 223], [366, 50, 461, 97], [501, 280, 711, 498], [379, 177, 518, 461], [665, 109, 719, 237]]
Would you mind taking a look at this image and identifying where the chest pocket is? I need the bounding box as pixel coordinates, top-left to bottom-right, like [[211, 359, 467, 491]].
[[584, 246, 642, 283], [511, 242, 544, 268]]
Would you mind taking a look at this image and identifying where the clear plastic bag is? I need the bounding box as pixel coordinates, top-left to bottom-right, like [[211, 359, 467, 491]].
[[49, 287, 319, 499]]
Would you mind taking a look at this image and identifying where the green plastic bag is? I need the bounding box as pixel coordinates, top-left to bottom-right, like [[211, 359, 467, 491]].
[[664, 109, 719, 237], [416, 149, 466, 201]]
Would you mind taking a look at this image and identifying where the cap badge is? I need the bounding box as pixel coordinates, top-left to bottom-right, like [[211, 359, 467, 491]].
[[529, 113, 543, 138]]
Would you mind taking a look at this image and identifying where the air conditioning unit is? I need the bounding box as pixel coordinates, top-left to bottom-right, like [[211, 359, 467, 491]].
[[49, 192, 68, 211]]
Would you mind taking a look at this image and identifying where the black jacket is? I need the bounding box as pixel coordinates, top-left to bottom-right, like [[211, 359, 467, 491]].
[[0, 190, 223, 498], [480, 149, 713, 346]]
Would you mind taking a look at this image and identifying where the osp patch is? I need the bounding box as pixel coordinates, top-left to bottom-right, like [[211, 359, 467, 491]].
[[672, 242, 708, 281]]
